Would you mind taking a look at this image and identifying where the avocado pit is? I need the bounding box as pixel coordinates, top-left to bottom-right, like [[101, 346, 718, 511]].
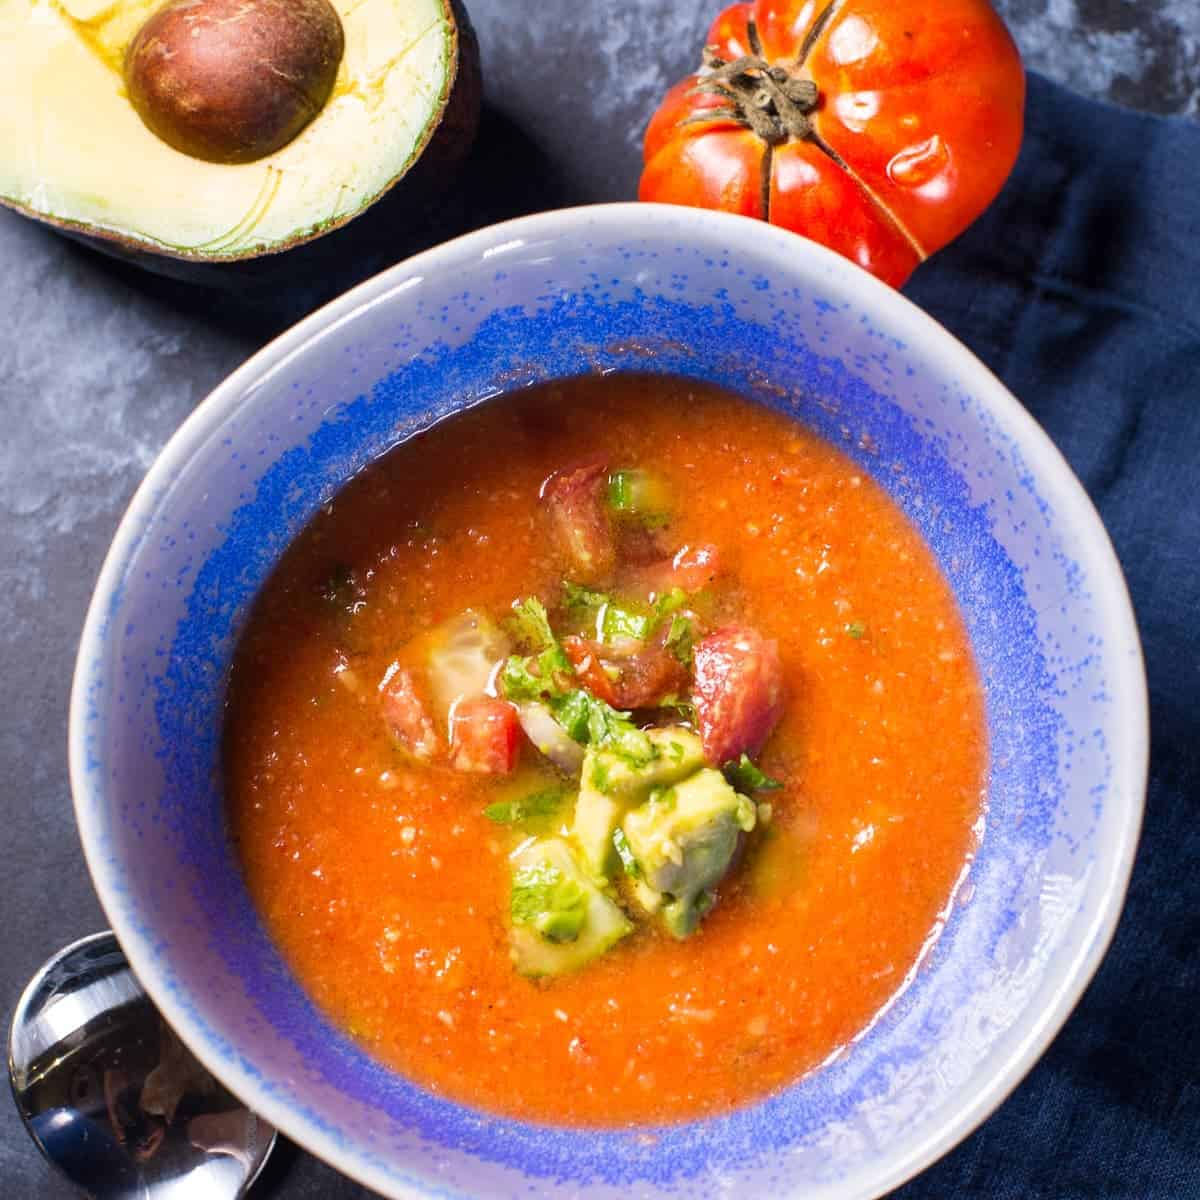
[[124, 0, 345, 164]]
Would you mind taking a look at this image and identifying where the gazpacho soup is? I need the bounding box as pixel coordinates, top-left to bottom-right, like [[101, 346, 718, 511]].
[[225, 374, 987, 1126]]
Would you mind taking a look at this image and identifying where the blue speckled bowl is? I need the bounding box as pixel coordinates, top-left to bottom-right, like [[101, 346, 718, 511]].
[[70, 204, 1147, 1199]]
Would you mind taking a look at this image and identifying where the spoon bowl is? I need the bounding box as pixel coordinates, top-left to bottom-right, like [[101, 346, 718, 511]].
[[9, 932, 275, 1199]]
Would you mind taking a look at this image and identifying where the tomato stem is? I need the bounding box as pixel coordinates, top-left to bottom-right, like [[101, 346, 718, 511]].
[[690, 46, 819, 146]]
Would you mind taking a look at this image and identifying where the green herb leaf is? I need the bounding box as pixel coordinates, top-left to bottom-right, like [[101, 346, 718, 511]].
[[654, 587, 688, 619], [498, 655, 545, 702], [499, 596, 574, 702], [562, 580, 609, 612], [845, 620, 867, 639], [550, 689, 593, 742], [484, 789, 566, 826], [658, 694, 698, 724], [664, 614, 695, 665], [601, 602, 653, 643], [612, 828, 641, 879], [585, 699, 656, 765], [724, 753, 784, 793], [510, 861, 587, 943]]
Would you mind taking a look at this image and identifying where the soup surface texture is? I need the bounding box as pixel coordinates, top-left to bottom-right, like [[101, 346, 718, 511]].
[[225, 375, 987, 1126]]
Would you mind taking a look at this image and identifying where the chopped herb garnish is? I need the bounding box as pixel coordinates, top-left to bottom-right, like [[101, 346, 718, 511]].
[[648, 784, 676, 812], [845, 621, 867, 639], [499, 596, 660, 767], [658, 694, 698, 724], [664, 614, 695, 665], [562, 580, 609, 612], [654, 587, 688, 619], [590, 757, 612, 794], [550, 689, 592, 742], [612, 828, 641, 879], [724, 753, 783, 793], [601, 602, 653, 643], [484, 789, 566, 825], [498, 654, 545, 702], [498, 596, 574, 703], [508, 596, 557, 650], [585, 699, 656, 765], [510, 861, 586, 943]]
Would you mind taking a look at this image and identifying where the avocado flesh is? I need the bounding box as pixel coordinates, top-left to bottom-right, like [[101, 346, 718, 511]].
[[622, 768, 757, 938], [508, 839, 632, 979], [0, 0, 462, 260], [572, 727, 705, 879]]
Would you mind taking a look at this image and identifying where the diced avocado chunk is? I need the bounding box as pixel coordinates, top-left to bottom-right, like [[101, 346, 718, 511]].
[[508, 839, 632, 978], [574, 789, 625, 880], [573, 727, 705, 877], [621, 768, 757, 939]]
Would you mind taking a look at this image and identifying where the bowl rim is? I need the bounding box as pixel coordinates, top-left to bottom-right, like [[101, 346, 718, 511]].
[[68, 201, 1149, 1200]]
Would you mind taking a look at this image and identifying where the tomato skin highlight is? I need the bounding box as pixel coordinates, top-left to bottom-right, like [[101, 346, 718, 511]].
[[640, 0, 1024, 286]]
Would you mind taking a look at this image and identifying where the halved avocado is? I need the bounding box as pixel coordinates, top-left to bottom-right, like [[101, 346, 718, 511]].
[[0, 0, 480, 282]]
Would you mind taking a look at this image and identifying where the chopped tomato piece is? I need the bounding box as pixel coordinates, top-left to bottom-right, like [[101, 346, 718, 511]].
[[449, 696, 521, 773], [563, 634, 687, 710], [562, 635, 621, 705], [542, 463, 614, 581], [692, 624, 784, 765], [379, 664, 440, 761]]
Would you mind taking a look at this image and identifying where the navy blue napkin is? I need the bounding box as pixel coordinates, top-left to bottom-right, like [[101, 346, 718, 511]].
[[894, 73, 1200, 1198]]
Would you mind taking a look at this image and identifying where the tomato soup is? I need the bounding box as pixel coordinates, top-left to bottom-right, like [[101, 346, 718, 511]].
[[225, 374, 986, 1125]]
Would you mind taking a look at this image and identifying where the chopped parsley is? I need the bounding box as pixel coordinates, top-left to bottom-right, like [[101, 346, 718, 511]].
[[845, 620, 867, 639], [612, 828, 641, 879], [654, 587, 688, 619], [664, 613, 695, 665], [658, 694, 698, 725], [508, 596, 557, 650], [550, 689, 592, 742], [724, 753, 783, 793], [510, 861, 586, 943], [601, 602, 653, 643], [500, 596, 660, 768], [484, 789, 566, 826], [562, 580, 608, 612], [499, 597, 573, 701]]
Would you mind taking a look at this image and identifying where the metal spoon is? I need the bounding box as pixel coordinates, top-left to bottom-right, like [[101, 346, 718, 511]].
[[8, 932, 275, 1199]]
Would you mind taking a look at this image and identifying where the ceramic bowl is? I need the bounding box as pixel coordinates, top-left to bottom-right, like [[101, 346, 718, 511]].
[[70, 203, 1147, 1199]]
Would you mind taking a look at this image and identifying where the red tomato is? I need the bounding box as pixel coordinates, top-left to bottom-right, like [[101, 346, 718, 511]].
[[379, 664, 440, 761], [448, 696, 521, 773], [562, 634, 687, 710], [640, 0, 1025, 286], [692, 624, 784, 764], [542, 463, 614, 582]]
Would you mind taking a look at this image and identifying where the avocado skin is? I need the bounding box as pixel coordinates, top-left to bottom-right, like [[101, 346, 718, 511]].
[[3, 0, 481, 289]]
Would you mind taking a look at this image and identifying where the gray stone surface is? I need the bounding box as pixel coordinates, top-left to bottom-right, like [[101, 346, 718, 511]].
[[0, 1, 1195, 1196]]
